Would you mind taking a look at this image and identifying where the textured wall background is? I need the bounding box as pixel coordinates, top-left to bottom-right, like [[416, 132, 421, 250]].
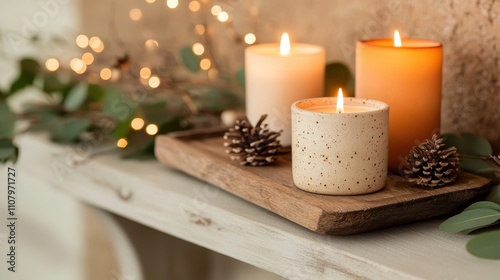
[[82, 0, 499, 148]]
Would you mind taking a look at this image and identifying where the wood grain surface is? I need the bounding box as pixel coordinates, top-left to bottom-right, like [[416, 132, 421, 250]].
[[155, 129, 491, 235]]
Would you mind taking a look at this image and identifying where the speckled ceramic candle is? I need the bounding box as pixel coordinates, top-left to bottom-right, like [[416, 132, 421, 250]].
[[291, 97, 389, 195]]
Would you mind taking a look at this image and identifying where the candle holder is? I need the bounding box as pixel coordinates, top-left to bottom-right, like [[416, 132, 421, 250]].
[[291, 97, 389, 195]]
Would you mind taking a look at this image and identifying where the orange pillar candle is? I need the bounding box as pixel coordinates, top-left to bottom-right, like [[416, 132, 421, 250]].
[[355, 30, 443, 172]]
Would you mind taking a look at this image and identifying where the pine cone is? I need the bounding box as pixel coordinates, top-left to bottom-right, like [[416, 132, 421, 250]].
[[223, 115, 281, 166], [403, 134, 460, 188]]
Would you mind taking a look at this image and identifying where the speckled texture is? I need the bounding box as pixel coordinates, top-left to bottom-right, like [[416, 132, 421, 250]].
[[292, 97, 389, 195]]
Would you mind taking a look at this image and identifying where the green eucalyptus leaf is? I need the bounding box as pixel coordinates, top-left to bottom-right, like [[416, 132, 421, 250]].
[[9, 58, 41, 94], [141, 101, 170, 125], [460, 158, 494, 175], [0, 103, 16, 138], [486, 184, 500, 205], [43, 74, 65, 93], [20, 58, 41, 76], [179, 46, 200, 73], [235, 68, 245, 88], [466, 230, 500, 259], [464, 201, 500, 212], [0, 138, 18, 163], [195, 87, 242, 112], [63, 82, 88, 111], [324, 62, 354, 97], [51, 118, 92, 143], [443, 133, 493, 157], [87, 84, 106, 102], [103, 89, 137, 121], [439, 208, 500, 233], [9, 74, 35, 94], [113, 118, 133, 139]]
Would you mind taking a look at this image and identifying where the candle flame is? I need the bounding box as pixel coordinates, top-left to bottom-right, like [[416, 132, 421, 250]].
[[280, 32, 290, 55], [394, 30, 402, 47], [336, 88, 344, 113]]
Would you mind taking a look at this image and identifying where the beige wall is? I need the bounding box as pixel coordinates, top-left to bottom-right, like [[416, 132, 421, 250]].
[[81, 0, 499, 148]]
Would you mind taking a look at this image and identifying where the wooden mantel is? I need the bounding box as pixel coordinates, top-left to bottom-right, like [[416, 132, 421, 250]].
[[18, 134, 500, 280]]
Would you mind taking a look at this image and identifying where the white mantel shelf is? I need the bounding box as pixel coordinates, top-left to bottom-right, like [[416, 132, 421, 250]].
[[19, 134, 500, 280]]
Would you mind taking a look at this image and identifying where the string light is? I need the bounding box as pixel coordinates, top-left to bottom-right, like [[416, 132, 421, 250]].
[[166, 0, 178, 9], [116, 138, 128, 148], [217, 11, 229, 22], [140, 67, 152, 79], [145, 39, 159, 50], [145, 0, 156, 3], [89, 36, 104, 53], [76, 35, 89, 48], [145, 124, 159, 135], [45, 58, 59, 71], [70, 58, 87, 74], [189, 1, 201, 12], [194, 24, 205, 35], [148, 75, 160, 88], [244, 33, 256, 45], [211, 5, 222, 16], [129, 8, 143, 21], [131, 118, 145, 130], [100, 68, 112, 80], [192, 43, 204, 55], [200, 58, 211, 70], [82, 52, 94, 65]]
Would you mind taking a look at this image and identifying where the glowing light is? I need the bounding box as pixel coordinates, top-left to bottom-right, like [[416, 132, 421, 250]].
[[131, 118, 145, 130], [166, 0, 178, 9], [244, 33, 256, 45], [195, 24, 205, 35], [145, 124, 159, 135], [148, 75, 160, 88], [110, 68, 121, 81], [117, 138, 128, 148], [129, 8, 142, 21], [189, 1, 201, 12], [336, 88, 344, 113], [217, 11, 229, 22], [100, 68, 112, 80], [140, 67, 152, 79], [82, 52, 94, 65], [145, 39, 159, 50], [192, 43, 205, 55], [200, 58, 211, 70], [70, 58, 87, 74], [89, 37, 104, 52], [208, 68, 219, 80], [145, 0, 156, 3], [211, 5, 222, 16], [280, 32, 290, 55], [76, 34, 89, 48], [45, 58, 59, 71], [394, 30, 402, 47]]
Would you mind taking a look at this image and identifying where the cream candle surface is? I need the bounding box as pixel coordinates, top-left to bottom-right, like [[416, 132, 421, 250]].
[[291, 97, 389, 195], [245, 34, 325, 146], [356, 32, 442, 172]]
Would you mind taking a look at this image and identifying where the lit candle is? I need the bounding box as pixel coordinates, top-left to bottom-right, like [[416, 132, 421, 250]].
[[245, 33, 325, 146], [355, 30, 442, 172], [291, 91, 389, 195]]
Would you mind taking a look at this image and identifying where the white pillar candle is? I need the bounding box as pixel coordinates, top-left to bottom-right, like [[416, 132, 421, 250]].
[[292, 92, 389, 195], [245, 33, 325, 146]]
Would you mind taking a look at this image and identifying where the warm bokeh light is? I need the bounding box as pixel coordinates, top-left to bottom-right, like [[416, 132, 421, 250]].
[[148, 75, 160, 88], [200, 58, 211, 70], [244, 33, 256, 44], [76, 34, 89, 48], [145, 124, 159, 135], [89, 37, 104, 52], [192, 43, 205, 55], [129, 8, 143, 21], [100, 68, 112, 80], [166, 0, 178, 9], [217, 11, 229, 22], [110, 68, 121, 81], [70, 58, 87, 74], [145, 0, 156, 3], [45, 58, 59, 71], [116, 138, 128, 148], [140, 67, 152, 79], [145, 39, 159, 50], [211, 5, 222, 16], [82, 52, 94, 65], [131, 118, 145, 130], [336, 88, 344, 113], [194, 24, 205, 35], [189, 1, 201, 12], [394, 30, 402, 47], [280, 32, 290, 55]]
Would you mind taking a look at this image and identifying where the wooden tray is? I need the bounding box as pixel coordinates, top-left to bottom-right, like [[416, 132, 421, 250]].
[[155, 128, 491, 235]]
